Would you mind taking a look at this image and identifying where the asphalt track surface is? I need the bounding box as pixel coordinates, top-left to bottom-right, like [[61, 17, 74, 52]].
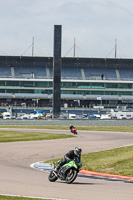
[[0, 128, 133, 200]]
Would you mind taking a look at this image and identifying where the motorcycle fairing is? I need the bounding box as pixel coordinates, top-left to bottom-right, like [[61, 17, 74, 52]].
[[58, 162, 77, 179], [63, 161, 78, 169]]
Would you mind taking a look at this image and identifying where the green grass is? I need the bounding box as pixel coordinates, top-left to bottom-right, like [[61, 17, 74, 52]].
[[45, 145, 133, 177], [0, 195, 52, 200], [0, 131, 74, 142], [82, 145, 133, 177], [0, 125, 133, 132], [0, 125, 69, 129]]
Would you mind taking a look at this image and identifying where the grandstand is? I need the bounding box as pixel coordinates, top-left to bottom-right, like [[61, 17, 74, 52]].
[[0, 56, 133, 109]]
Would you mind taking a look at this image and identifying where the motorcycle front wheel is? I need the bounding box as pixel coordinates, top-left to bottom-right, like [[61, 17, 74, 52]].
[[48, 170, 58, 182], [65, 169, 77, 184]]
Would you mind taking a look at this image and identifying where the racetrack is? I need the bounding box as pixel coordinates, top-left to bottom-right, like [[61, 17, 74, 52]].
[[0, 128, 133, 200]]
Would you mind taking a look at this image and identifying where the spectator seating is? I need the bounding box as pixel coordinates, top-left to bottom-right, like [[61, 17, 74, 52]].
[[0, 66, 11, 77], [119, 68, 133, 80], [84, 67, 117, 80], [14, 66, 47, 78], [0, 64, 132, 81], [61, 67, 82, 79]]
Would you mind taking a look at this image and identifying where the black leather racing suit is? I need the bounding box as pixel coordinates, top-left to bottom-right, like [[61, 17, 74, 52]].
[[70, 125, 74, 132], [56, 150, 81, 170]]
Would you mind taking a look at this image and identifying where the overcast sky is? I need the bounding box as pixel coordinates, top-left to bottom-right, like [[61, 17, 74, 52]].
[[0, 0, 133, 58]]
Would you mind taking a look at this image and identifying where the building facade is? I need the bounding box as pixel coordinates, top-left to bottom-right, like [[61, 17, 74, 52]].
[[0, 56, 133, 108]]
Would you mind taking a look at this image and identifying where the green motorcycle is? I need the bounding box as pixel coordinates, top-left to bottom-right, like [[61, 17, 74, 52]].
[[48, 157, 82, 184]]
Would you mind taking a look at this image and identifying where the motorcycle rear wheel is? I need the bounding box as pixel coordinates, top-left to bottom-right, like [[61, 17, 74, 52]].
[[74, 131, 77, 135], [65, 169, 77, 184], [48, 170, 58, 182]]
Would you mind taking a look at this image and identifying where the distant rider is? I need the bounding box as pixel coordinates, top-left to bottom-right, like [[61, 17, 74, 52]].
[[69, 124, 75, 133], [55, 147, 82, 171]]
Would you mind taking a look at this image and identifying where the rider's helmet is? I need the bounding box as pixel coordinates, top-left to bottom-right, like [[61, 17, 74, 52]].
[[74, 147, 82, 157], [69, 124, 73, 128]]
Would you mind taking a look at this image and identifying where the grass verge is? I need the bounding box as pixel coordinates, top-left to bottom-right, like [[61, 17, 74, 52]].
[[0, 131, 74, 142], [0, 196, 52, 200], [45, 145, 133, 177]]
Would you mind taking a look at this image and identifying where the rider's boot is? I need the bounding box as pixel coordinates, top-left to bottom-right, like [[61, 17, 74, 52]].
[[54, 165, 60, 172]]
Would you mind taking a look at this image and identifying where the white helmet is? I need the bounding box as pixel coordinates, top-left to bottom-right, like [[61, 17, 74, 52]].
[[74, 147, 82, 157]]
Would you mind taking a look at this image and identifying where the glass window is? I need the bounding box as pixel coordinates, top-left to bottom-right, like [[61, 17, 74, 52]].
[[62, 82, 76, 88], [35, 81, 52, 87], [0, 89, 5, 93], [106, 83, 118, 88], [21, 81, 34, 87], [0, 81, 5, 86], [6, 81, 20, 86]]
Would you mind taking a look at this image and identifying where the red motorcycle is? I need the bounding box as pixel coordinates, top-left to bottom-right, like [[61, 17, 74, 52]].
[[71, 127, 78, 135]]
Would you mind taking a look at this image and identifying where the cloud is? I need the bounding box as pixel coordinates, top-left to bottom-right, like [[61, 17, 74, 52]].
[[0, 0, 133, 58]]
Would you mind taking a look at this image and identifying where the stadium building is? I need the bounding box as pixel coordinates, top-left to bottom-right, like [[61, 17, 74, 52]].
[[0, 55, 133, 109]]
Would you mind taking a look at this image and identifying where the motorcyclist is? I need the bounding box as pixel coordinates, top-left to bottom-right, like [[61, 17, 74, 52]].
[[69, 124, 75, 133], [55, 147, 82, 171]]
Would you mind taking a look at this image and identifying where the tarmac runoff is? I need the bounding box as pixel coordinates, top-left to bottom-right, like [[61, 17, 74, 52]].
[[30, 162, 133, 184]]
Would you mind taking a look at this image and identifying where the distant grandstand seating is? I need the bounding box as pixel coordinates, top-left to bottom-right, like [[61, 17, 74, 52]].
[[61, 67, 82, 79], [14, 66, 47, 78], [119, 68, 133, 80], [0, 66, 11, 77], [84, 67, 117, 80], [48, 66, 82, 79], [49, 66, 53, 78], [1, 64, 132, 81]]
